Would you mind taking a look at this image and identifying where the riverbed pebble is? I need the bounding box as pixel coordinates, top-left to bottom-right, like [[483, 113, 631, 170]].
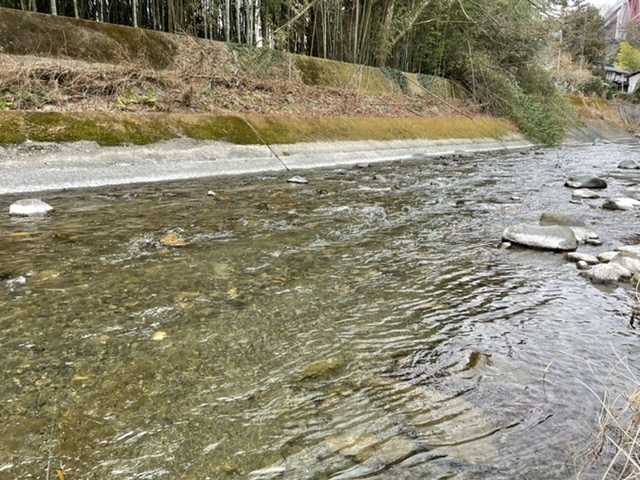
[[565, 176, 607, 189], [287, 176, 309, 184], [9, 199, 54, 216], [576, 260, 590, 271]]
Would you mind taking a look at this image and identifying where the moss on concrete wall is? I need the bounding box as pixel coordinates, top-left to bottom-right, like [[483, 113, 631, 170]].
[[0, 8, 177, 69], [0, 111, 517, 146]]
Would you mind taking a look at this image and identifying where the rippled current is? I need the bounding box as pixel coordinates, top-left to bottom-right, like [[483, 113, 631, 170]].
[[2, 144, 640, 479]]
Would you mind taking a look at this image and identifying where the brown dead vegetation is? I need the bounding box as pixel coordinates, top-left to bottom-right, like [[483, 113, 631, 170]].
[[0, 54, 477, 118]]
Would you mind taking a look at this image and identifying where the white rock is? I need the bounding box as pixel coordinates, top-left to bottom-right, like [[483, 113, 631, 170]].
[[502, 224, 577, 251], [569, 227, 599, 244], [597, 251, 619, 263], [612, 255, 640, 275], [9, 199, 54, 216], [566, 252, 599, 265], [577, 260, 590, 270], [583, 263, 632, 284], [5, 276, 27, 287], [287, 176, 309, 184], [602, 198, 640, 211], [572, 189, 600, 200]]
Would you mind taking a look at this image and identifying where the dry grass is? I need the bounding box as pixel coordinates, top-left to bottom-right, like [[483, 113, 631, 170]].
[[580, 350, 640, 480], [0, 54, 477, 118]]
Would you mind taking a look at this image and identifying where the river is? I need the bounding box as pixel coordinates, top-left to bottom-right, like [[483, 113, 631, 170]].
[[1, 143, 640, 479]]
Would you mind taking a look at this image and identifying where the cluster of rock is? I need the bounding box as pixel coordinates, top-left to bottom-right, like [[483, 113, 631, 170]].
[[502, 164, 640, 285]]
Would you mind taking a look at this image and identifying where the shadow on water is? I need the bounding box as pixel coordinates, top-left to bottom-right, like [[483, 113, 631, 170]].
[[1, 144, 640, 479]]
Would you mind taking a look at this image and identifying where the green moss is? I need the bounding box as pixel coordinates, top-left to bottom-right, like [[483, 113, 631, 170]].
[[177, 115, 261, 144], [295, 55, 394, 95], [0, 7, 177, 69], [0, 112, 26, 144], [0, 111, 516, 146], [247, 115, 516, 144]]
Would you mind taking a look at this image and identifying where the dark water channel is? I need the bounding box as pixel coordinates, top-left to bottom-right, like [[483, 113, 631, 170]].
[[2, 144, 640, 479]]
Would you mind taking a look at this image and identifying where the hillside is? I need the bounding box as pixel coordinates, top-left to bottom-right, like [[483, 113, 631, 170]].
[[0, 7, 529, 145]]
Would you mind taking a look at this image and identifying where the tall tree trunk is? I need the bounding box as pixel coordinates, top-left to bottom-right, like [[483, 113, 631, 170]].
[[132, 0, 138, 27], [236, 0, 241, 42], [203, 0, 208, 38], [73, 0, 79, 18], [353, 0, 359, 62], [376, 0, 395, 66], [50, 0, 57, 15], [225, 0, 231, 41]]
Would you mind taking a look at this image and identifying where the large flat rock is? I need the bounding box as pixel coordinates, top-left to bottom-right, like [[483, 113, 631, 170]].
[[502, 224, 578, 251]]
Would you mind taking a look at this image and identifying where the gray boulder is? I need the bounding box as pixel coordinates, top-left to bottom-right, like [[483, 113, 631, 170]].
[[502, 224, 578, 251], [566, 252, 599, 265], [9, 199, 54, 216], [565, 176, 607, 189], [583, 263, 632, 284], [602, 197, 640, 211], [612, 255, 640, 275], [569, 226, 600, 245], [619, 159, 640, 170], [597, 251, 619, 263]]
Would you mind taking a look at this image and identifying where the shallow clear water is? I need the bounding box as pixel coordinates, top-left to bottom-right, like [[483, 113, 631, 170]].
[[2, 144, 640, 479]]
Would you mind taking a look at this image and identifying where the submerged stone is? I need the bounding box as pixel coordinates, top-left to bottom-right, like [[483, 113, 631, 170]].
[[619, 159, 640, 170], [539, 212, 585, 227], [565, 176, 607, 189], [160, 233, 188, 247], [9, 199, 54, 216], [602, 197, 640, 211], [577, 260, 590, 271], [502, 224, 578, 251], [299, 357, 345, 381]]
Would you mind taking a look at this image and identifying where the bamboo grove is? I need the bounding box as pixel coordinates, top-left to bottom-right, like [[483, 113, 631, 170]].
[[1, 0, 566, 73]]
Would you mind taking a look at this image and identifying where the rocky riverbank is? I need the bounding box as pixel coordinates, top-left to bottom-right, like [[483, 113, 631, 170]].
[[502, 160, 640, 286]]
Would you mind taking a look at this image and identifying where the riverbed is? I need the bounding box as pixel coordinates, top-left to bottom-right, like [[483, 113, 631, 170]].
[[1, 144, 640, 479]]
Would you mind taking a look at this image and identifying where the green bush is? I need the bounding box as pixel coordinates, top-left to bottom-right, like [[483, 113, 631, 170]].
[[463, 59, 570, 145], [578, 77, 609, 97]]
